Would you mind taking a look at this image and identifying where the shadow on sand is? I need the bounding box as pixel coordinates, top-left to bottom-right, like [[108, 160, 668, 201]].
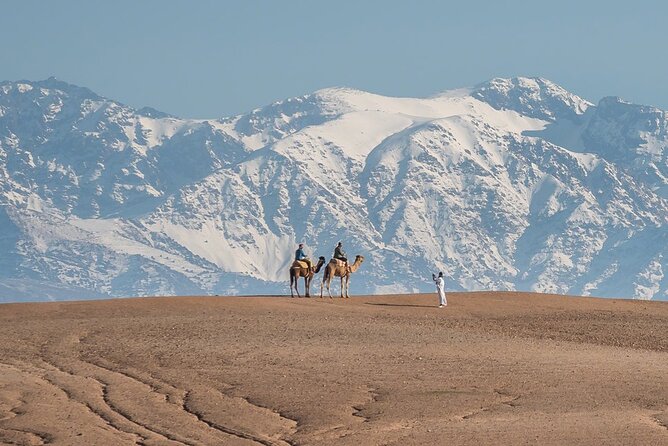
[[364, 302, 436, 308]]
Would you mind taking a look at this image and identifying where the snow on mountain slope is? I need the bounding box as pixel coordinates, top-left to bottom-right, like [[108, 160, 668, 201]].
[[0, 77, 666, 301], [0, 78, 248, 218]]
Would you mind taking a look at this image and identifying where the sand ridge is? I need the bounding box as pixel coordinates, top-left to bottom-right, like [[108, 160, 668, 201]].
[[0, 292, 667, 445]]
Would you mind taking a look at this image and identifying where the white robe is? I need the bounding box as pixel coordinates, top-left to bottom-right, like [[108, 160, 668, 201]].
[[434, 276, 447, 306]]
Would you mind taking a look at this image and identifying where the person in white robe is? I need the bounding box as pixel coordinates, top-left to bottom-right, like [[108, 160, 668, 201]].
[[432, 272, 447, 308]]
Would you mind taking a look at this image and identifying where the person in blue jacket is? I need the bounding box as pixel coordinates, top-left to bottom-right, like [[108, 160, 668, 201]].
[[294, 243, 312, 270]]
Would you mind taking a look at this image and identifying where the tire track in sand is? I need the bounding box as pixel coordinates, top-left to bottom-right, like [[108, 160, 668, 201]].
[[37, 331, 296, 445], [90, 358, 297, 446]]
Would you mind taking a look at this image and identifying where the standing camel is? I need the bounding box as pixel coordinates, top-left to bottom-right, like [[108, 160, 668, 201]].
[[290, 256, 325, 298], [320, 255, 365, 298]]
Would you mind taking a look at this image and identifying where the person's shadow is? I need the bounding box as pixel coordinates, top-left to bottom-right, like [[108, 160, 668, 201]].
[[364, 302, 435, 308]]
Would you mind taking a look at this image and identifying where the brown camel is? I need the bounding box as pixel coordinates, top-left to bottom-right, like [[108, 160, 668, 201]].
[[290, 256, 325, 298], [320, 255, 365, 299]]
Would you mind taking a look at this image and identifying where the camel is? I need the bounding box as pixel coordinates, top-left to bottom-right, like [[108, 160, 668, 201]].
[[290, 256, 325, 298], [320, 255, 365, 299]]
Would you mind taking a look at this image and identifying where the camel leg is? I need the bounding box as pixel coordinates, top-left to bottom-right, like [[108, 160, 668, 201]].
[[305, 276, 311, 298], [290, 272, 295, 298], [295, 272, 302, 298], [321, 268, 329, 298], [345, 275, 350, 298], [340, 276, 345, 298]]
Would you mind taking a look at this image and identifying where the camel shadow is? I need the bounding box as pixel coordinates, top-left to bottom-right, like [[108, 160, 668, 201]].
[[364, 302, 435, 308]]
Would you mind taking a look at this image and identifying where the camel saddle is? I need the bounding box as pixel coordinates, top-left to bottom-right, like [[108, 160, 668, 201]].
[[330, 258, 347, 267], [292, 260, 310, 269]]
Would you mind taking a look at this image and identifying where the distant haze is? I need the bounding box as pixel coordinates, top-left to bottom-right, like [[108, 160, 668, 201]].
[[2, 0, 668, 118]]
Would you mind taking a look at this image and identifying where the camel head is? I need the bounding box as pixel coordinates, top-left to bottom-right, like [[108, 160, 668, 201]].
[[349, 255, 365, 272], [314, 256, 326, 274]]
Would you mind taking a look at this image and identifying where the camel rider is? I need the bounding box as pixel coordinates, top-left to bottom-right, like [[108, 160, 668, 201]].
[[333, 242, 347, 266], [295, 243, 313, 271]]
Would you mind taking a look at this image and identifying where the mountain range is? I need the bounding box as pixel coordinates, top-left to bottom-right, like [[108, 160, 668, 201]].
[[0, 76, 666, 302]]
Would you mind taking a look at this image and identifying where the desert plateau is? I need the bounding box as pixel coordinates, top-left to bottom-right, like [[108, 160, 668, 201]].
[[0, 292, 667, 445]]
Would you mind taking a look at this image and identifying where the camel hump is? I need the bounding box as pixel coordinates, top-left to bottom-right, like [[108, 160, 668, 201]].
[[292, 260, 309, 269], [330, 258, 346, 267]]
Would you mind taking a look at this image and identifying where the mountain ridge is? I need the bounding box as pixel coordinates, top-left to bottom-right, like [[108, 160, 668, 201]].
[[0, 76, 666, 302]]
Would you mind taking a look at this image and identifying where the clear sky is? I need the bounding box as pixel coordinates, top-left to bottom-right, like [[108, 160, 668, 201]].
[[2, 0, 667, 118]]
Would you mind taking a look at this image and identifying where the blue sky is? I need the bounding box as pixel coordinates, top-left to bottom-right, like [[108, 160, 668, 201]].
[[2, 0, 667, 118]]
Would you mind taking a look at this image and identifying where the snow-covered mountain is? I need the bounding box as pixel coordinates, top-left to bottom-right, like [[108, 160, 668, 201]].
[[0, 76, 666, 302]]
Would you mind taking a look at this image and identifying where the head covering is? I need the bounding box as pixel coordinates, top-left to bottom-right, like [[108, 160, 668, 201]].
[[438, 272, 443, 277]]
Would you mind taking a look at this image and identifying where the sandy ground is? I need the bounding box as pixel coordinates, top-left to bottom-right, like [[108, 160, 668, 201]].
[[0, 291, 666, 446]]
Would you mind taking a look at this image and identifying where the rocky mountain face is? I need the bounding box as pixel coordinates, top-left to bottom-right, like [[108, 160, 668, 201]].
[[0, 76, 666, 302]]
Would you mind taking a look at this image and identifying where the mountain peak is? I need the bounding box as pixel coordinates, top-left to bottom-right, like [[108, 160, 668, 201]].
[[472, 76, 592, 121], [474, 76, 568, 95], [0, 77, 103, 102]]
